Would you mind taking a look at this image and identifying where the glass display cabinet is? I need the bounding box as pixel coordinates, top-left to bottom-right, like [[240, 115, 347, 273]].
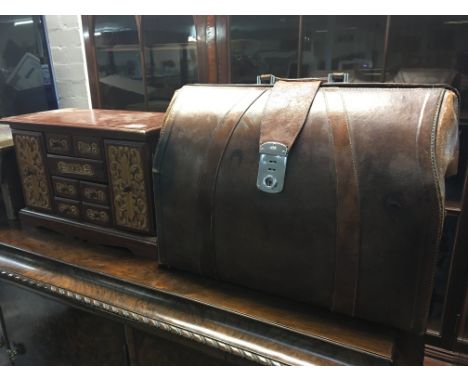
[[300, 16, 387, 81], [0, 15, 57, 118], [143, 16, 198, 112], [93, 15, 144, 110], [82, 15, 200, 112], [229, 15, 299, 83], [81, 15, 468, 364]]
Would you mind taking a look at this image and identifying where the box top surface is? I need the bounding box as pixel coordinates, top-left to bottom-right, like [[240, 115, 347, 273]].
[[0, 108, 165, 134]]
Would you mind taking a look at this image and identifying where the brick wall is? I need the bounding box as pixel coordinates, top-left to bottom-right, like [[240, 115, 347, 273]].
[[44, 15, 91, 109]]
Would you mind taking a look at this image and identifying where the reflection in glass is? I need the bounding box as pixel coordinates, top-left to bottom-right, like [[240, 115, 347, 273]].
[[143, 16, 198, 112], [230, 16, 299, 83], [301, 16, 386, 82], [0, 16, 56, 117], [94, 16, 144, 110], [387, 16, 468, 115]]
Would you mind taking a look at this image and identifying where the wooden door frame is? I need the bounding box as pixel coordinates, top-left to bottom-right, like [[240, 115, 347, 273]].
[[81, 15, 101, 108], [82, 15, 208, 108]]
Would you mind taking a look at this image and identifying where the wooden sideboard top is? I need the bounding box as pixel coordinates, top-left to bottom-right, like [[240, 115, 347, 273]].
[[0, 220, 398, 365], [0, 108, 165, 135]]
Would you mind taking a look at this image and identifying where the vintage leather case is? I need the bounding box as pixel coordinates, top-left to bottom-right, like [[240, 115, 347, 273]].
[[153, 80, 459, 333]]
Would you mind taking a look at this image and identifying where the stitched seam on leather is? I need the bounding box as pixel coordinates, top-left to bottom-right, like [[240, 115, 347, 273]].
[[425, 89, 446, 331], [339, 90, 362, 316], [209, 90, 269, 278], [412, 88, 446, 331], [408, 88, 446, 331], [323, 88, 361, 315], [195, 92, 249, 275], [323, 89, 339, 312], [153, 91, 181, 265], [407, 91, 431, 330]]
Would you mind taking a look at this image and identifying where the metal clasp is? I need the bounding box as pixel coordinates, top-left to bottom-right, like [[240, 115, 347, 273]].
[[256, 142, 288, 193], [327, 72, 350, 83], [256, 74, 276, 85]]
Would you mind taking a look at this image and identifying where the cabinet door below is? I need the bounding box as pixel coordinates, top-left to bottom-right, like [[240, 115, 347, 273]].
[[0, 280, 127, 365], [105, 140, 153, 234]]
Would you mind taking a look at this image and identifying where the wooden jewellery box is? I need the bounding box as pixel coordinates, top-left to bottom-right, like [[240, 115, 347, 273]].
[[0, 108, 164, 258]]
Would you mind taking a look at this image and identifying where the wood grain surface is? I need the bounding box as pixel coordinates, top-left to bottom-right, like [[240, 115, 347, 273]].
[[0, 221, 398, 365]]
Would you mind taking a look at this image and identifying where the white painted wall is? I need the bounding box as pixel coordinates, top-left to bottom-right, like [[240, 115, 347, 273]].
[[44, 15, 91, 109]]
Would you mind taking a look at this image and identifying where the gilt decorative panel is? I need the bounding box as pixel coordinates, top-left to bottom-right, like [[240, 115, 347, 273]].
[[105, 142, 151, 233], [13, 132, 51, 210]]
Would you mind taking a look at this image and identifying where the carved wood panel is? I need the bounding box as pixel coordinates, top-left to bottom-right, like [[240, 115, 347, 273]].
[[12, 131, 52, 211], [73, 136, 103, 159], [82, 203, 111, 226], [47, 155, 107, 182], [46, 133, 72, 155], [80, 182, 109, 205], [52, 177, 79, 200], [55, 197, 80, 220], [105, 141, 152, 233]]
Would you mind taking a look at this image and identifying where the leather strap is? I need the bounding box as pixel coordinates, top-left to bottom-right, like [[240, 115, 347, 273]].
[[197, 89, 268, 277], [324, 89, 361, 316], [260, 79, 321, 151]]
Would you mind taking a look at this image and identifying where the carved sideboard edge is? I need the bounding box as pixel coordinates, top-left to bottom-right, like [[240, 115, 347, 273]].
[[0, 269, 285, 366]]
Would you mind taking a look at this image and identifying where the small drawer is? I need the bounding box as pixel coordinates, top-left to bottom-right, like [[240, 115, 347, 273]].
[[55, 197, 80, 220], [46, 133, 72, 155], [48, 154, 107, 182], [73, 136, 103, 160], [82, 202, 111, 226], [52, 176, 79, 200], [80, 181, 109, 205]]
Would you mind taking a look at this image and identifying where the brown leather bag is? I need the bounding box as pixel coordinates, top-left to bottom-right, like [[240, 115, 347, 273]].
[[153, 80, 459, 333]]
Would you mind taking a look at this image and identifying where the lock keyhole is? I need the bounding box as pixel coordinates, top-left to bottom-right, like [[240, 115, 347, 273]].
[[263, 174, 277, 189]]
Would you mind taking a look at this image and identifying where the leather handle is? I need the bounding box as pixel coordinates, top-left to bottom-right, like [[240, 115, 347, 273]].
[[259, 79, 322, 151]]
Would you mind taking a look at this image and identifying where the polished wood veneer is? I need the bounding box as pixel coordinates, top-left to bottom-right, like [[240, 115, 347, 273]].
[[0, 221, 410, 365], [2, 108, 165, 136]]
